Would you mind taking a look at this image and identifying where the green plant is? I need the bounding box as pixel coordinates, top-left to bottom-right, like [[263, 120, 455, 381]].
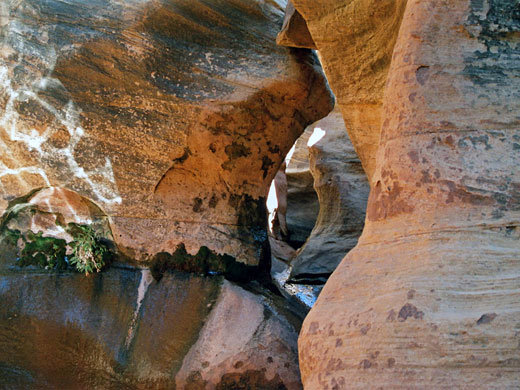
[[67, 224, 107, 275], [18, 231, 68, 270]]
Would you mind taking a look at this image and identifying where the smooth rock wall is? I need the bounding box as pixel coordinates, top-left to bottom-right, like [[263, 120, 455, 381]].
[[289, 108, 369, 283], [297, 0, 520, 388], [0, 263, 302, 390]]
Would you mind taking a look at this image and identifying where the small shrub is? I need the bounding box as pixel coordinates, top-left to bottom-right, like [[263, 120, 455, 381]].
[[67, 224, 108, 275]]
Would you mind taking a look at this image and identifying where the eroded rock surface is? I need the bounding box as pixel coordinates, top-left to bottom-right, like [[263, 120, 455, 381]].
[[282, 0, 408, 181], [284, 128, 320, 247], [0, 261, 302, 389], [298, 0, 520, 389], [289, 108, 369, 283], [0, 0, 333, 266]]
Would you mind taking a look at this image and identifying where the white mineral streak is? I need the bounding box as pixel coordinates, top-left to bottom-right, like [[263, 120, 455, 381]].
[[0, 3, 121, 205], [124, 269, 153, 348]]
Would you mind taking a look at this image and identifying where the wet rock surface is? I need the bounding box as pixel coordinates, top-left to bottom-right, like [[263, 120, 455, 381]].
[[0, 258, 303, 389]]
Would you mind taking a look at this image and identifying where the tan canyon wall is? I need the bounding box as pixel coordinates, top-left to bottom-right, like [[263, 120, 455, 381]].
[[287, 0, 520, 388]]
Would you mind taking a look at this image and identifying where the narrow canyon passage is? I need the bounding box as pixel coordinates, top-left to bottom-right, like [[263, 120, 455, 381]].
[[0, 0, 519, 389]]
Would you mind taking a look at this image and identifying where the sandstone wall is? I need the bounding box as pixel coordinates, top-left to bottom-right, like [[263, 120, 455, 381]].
[[0, 0, 333, 266], [0, 263, 303, 389], [285, 0, 408, 181], [289, 108, 369, 284], [298, 0, 520, 388]]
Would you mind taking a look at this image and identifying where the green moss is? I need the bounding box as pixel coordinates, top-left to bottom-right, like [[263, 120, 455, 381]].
[[0, 210, 111, 274], [151, 244, 258, 283], [17, 231, 68, 270]]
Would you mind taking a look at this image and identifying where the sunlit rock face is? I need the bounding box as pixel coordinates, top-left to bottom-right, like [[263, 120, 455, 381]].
[[282, 0, 407, 182], [297, 0, 520, 389], [289, 108, 369, 284], [0, 0, 333, 265], [0, 262, 303, 389]]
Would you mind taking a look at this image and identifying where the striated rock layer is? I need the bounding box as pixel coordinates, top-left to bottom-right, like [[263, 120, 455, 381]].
[[284, 0, 407, 181], [0, 0, 333, 266], [289, 108, 369, 283], [298, 0, 520, 389]]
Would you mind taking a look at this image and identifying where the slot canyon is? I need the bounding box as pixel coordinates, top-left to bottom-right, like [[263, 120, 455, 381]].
[[0, 0, 518, 389]]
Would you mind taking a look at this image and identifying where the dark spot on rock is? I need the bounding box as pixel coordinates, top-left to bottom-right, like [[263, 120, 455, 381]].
[[234, 361, 244, 369], [209, 143, 217, 153], [225, 142, 251, 160], [416, 65, 430, 85], [477, 313, 497, 325], [209, 195, 218, 208], [360, 324, 371, 335], [268, 144, 280, 154], [408, 151, 419, 164], [359, 359, 372, 369], [387, 358, 396, 368], [327, 358, 347, 371], [261, 156, 275, 179], [228, 194, 241, 208], [367, 180, 414, 222], [386, 309, 396, 322], [407, 289, 416, 299], [202, 361, 210, 368], [215, 370, 287, 390], [458, 138, 469, 148], [441, 180, 495, 206], [421, 170, 432, 184], [266, 356, 273, 364], [185, 371, 208, 390], [173, 147, 191, 164], [193, 197, 203, 212], [308, 321, 319, 335], [398, 304, 424, 322], [409, 92, 417, 102], [335, 338, 343, 347]]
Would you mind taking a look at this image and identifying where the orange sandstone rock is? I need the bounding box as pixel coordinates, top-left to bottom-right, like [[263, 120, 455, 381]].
[[283, 0, 408, 182], [0, 0, 333, 266], [298, 0, 520, 388]]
